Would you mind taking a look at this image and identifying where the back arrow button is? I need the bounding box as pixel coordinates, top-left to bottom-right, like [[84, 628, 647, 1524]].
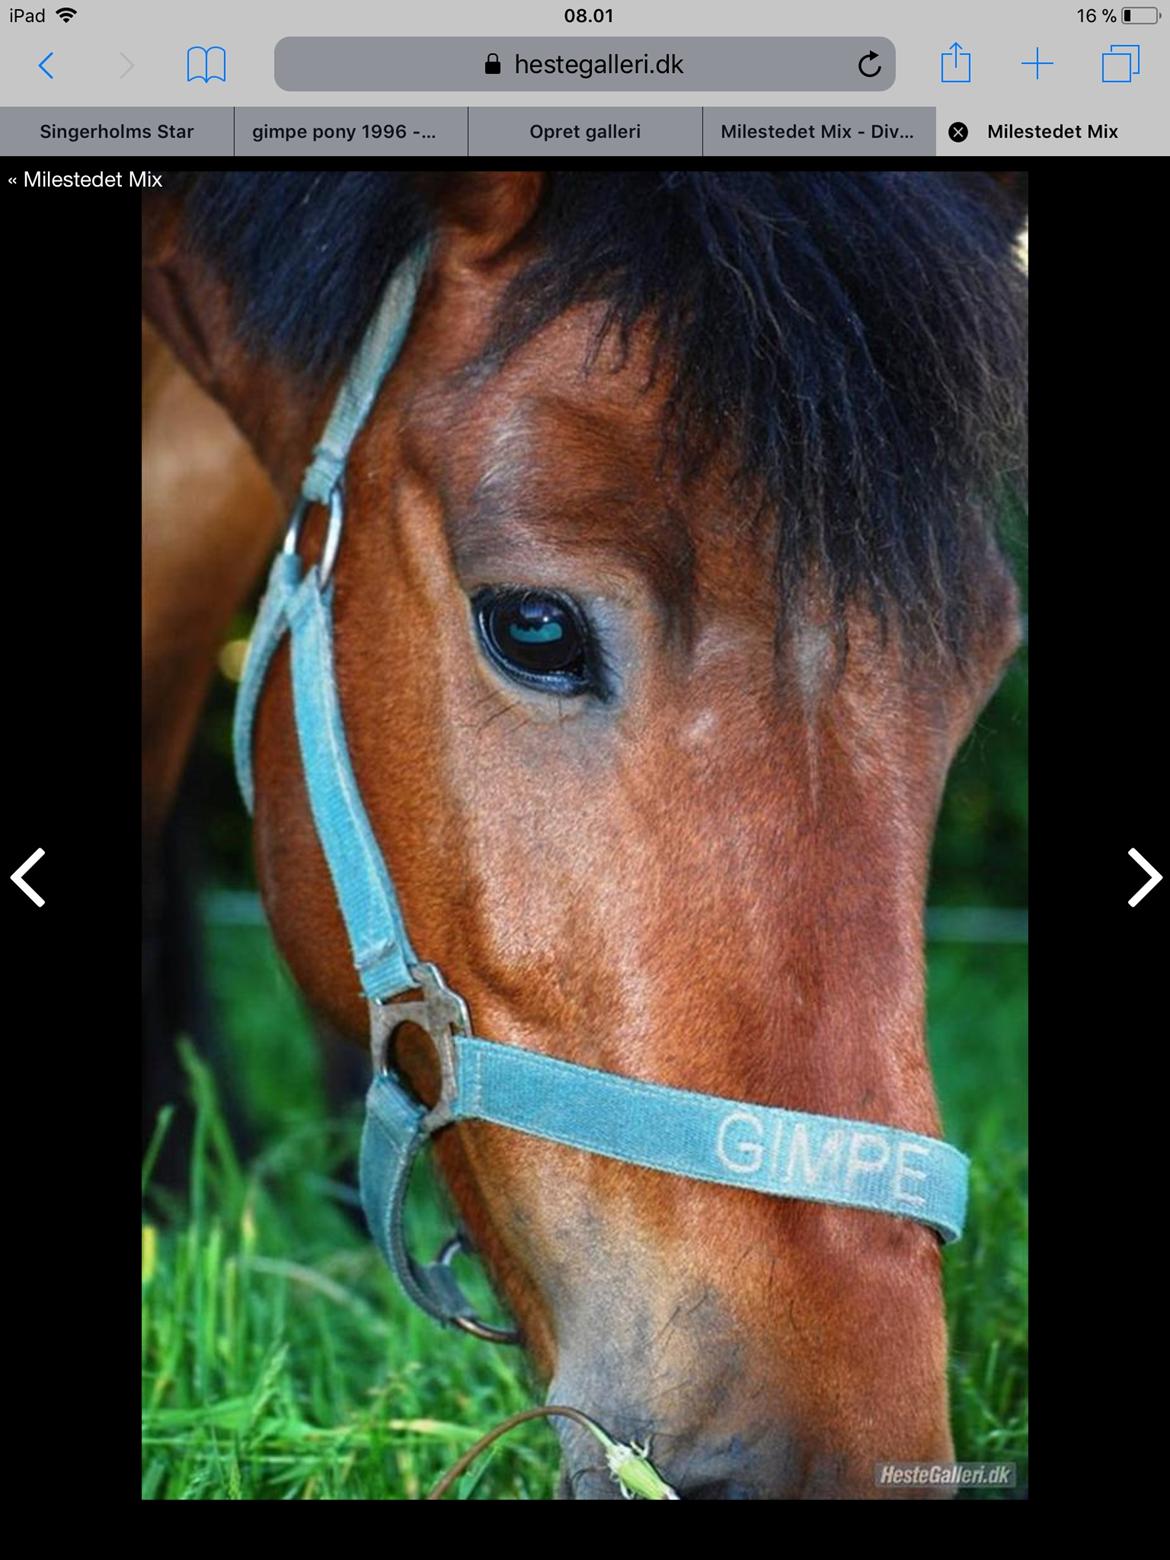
[[37, 52, 54, 79], [11, 848, 45, 908]]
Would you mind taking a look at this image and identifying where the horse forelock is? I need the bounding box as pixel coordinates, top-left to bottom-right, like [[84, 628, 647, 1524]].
[[176, 170, 1026, 666]]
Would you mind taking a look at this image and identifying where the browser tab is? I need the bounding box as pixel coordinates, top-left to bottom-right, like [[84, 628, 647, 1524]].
[[704, 106, 935, 154], [236, 107, 466, 157], [470, 106, 701, 156], [0, 104, 231, 154]]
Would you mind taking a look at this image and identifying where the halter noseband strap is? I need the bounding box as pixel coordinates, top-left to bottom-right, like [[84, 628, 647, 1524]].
[[234, 246, 970, 1341]]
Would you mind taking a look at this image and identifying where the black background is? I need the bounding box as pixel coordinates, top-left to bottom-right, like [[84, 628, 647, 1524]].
[[1, 157, 1162, 1504]]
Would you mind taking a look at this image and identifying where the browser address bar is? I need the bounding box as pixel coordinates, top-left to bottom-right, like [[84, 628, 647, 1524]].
[[274, 37, 896, 92]]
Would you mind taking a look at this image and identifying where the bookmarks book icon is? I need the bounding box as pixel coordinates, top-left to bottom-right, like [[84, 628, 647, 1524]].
[[186, 45, 227, 84]]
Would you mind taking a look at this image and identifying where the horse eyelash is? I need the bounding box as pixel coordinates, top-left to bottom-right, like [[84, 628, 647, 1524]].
[[588, 634, 619, 705]]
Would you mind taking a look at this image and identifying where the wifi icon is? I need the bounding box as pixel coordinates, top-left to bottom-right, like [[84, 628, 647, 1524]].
[[56, 6, 78, 19]]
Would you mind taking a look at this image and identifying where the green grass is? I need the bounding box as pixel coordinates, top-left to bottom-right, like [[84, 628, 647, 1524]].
[[142, 924, 1027, 1500], [931, 944, 1029, 1496]]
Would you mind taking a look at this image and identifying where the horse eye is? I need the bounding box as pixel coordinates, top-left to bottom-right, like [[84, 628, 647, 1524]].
[[473, 588, 597, 695]]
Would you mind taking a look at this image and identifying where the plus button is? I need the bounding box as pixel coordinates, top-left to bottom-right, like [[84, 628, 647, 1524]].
[[1020, 47, 1055, 80]]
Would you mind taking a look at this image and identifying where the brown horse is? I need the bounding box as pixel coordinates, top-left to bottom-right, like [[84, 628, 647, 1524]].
[[143, 171, 1026, 1499]]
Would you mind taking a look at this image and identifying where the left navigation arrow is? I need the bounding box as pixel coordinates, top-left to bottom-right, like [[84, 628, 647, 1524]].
[[37, 52, 54, 79], [11, 848, 45, 908]]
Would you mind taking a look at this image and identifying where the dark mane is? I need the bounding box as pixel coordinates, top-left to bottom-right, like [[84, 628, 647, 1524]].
[[177, 171, 1027, 660]]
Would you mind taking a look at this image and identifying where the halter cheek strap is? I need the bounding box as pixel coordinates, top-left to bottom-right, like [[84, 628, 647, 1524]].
[[234, 244, 970, 1341]]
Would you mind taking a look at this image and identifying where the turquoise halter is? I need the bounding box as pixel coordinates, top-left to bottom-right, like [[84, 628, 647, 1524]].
[[234, 244, 970, 1340]]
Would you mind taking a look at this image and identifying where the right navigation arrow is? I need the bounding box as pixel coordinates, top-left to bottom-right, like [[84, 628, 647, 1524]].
[[1128, 847, 1163, 908]]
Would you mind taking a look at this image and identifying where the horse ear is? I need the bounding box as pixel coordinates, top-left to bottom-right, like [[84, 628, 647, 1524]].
[[418, 172, 546, 265], [141, 193, 237, 402], [956, 171, 1027, 224], [142, 194, 319, 495], [989, 171, 1028, 212]]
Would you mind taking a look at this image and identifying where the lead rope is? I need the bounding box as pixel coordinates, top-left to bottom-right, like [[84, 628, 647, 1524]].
[[425, 1405, 680, 1501]]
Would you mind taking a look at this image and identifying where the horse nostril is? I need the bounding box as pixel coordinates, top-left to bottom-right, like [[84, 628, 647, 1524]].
[[680, 1479, 756, 1500]]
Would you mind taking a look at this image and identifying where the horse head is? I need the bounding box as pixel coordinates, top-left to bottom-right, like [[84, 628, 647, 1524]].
[[144, 171, 1026, 1498]]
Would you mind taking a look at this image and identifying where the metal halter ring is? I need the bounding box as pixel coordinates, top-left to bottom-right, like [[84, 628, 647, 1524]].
[[282, 483, 345, 588], [368, 962, 469, 1135], [436, 1234, 522, 1345]]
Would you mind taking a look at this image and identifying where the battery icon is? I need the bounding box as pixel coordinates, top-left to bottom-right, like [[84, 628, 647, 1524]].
[[1121, 6, 1161, 20]]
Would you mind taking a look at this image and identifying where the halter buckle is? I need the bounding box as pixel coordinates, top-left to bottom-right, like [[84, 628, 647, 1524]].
[[368, 962, 471, 1135]]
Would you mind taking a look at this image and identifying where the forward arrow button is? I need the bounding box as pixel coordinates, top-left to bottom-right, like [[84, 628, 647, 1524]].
[[1129, 848, 1163, 908]]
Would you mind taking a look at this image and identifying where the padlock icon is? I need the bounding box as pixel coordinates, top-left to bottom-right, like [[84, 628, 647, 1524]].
[[484, 52, 501, 75]]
